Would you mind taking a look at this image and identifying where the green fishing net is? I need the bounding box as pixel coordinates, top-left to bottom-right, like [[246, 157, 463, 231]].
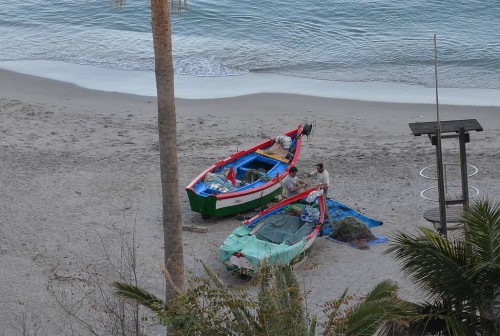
[[330, 216, 376, 249], [244, 169, 270, 183]]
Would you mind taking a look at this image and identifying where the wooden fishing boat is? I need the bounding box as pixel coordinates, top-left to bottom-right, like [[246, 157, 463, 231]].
[[219, 188, 326, 274], [186, 123, 312, 218]]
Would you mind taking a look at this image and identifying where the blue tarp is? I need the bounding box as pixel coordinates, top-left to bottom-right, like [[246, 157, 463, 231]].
[[324, 198, 383, 229], [322, 198, 387, 248]]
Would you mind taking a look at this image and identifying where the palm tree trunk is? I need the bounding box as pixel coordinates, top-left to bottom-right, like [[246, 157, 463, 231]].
[[150, 0, 184, 304]]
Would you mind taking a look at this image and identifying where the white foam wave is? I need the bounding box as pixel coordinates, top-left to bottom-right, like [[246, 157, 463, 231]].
[[174, 57, 247, 77], [2, 60, 500, 107]]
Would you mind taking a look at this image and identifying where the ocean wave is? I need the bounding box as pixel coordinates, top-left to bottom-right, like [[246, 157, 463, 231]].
[[174, 57, 247, 77], [1, 0, 499, 90]]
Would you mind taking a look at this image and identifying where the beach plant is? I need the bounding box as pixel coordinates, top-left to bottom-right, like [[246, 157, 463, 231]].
[[42, 225, 156, 336], [387, 198, 500, 336], [114, 261, 316, 335], [114, 260, 417, 335], [321, 280, 415, 336]]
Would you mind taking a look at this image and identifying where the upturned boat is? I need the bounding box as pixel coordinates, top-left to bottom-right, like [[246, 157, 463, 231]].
[[219, 188, 325, 274], [186, 123, 312, 218]]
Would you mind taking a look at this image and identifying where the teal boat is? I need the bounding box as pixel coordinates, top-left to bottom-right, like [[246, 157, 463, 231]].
[[219, 188, 326, 274]]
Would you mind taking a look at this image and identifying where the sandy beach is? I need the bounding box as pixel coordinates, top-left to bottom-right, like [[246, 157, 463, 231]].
[[1, 68, 499, 334]]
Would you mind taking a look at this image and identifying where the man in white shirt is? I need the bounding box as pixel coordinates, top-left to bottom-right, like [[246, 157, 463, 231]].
[[283, 166, 307, 198], [307, 163, 330, 197]]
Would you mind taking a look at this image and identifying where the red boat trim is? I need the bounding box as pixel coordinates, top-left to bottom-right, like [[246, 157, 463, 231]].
[[186, 125, 303, 196], [242, 187, 325, 225], [306, 196, 326, 241]]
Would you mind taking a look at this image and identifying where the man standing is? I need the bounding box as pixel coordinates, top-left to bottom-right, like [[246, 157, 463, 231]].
[[307, 163, 330, 197], [283, 166, 307, 198]]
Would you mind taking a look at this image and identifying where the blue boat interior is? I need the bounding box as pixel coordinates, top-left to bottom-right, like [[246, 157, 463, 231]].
[[194, 151, 288, 196]]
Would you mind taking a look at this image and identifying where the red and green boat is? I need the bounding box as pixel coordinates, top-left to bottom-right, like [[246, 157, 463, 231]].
[[185, 123, 312, 218]]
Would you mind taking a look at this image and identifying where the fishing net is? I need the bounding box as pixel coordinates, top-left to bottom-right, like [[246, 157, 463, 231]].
[[204, 172, 236, 193], [330, 216, 376, 250], [244, 169, 270, 183]]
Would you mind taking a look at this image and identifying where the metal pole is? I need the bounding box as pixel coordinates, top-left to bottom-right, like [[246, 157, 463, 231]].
[[459, 127, 469, 207], [434, 33, 447, 236]]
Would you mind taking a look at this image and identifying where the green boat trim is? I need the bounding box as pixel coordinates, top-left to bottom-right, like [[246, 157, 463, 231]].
[[186, 183, 283, 218]]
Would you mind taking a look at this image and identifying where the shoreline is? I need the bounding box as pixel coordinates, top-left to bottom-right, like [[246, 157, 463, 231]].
[[2, 60, 500, 106], [1, 66, 499, 334]]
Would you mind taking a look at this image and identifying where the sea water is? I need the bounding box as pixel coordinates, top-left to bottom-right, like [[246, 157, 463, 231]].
[[0, 0, 499, 104]]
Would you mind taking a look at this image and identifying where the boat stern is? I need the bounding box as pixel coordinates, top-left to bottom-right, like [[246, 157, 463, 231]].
[[224, 252, 257, 274], [185, 187, 218, 217]]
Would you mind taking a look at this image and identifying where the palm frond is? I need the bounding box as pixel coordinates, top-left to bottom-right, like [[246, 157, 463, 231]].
[[255, 265, 311, 335], [113, 281, 166, 314], [386, 198, 500, 336], [363, 279, 399, 303], [441, 313, 471, 336], [387, 228, 476, 304], [462, 199, 500, 270], [322, 280, 416, 336], [397, 300, 469, 336], [344, 297, 415, 335]]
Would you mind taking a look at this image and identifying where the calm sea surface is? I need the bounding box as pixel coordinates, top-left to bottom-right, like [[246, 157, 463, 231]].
[[1, 0, 499, 90]]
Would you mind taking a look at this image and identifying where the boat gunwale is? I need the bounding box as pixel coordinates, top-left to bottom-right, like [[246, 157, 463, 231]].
[[243, 187, 326, 242], [185, 125, 303, 200], [220, 188, 326, 272]]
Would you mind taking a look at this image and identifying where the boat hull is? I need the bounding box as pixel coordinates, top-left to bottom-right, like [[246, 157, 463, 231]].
[[186, 182, 283, 218], [223, 230, 317, 274], [219, 188, 325, 274], [186, 125, 304, 218]]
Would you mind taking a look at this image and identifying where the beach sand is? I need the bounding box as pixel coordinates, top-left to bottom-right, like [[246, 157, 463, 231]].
[[1, 68, 499, 334]]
